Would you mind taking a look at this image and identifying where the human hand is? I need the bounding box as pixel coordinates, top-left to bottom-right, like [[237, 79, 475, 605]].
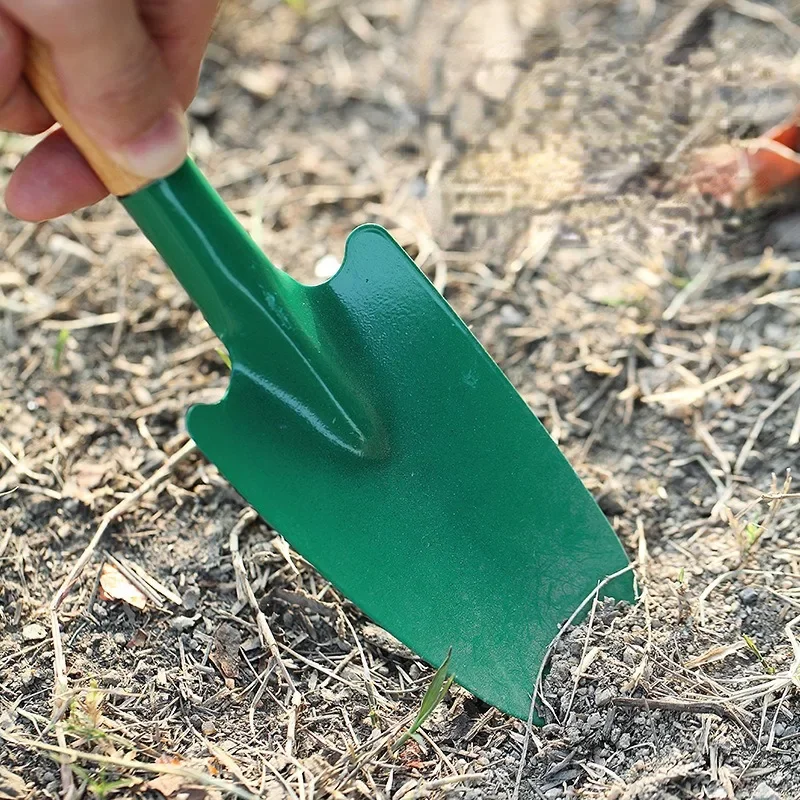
[[0, 0, 219, 221]]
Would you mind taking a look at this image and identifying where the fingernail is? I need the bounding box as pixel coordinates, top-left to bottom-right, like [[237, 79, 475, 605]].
[[113, 106, 188, 180]]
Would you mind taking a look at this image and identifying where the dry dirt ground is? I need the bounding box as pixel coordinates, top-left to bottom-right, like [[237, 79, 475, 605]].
[[3, 1, 800, 798]]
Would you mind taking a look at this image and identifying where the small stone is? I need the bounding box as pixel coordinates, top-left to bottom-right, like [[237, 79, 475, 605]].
[[766, 213, 800, 252], [170, 615, 200, 631], [474, 62, 520, 103], [544, 789, 563, 799], [236, 63, 287, 100], [189, 94, 220, 119], [113, 632, 128, 646], [618, 732, 631, 750], [598, 491, 626, 516], [740, 587, 759, 606], [750, 782, 780, 800], [201, 720, 217, 736], [22, 623, 47, 642], [314, 254, 340, 280], [182, 586, 201, 611], [595, 686, 615, 707], [499, 304, 526, 326]]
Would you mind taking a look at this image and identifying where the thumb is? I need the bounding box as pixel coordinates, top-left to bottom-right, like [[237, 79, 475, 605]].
[[7, 0, 188, 182]]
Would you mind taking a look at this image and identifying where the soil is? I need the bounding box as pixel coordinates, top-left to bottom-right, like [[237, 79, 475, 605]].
[[3, 1, 800, 799]]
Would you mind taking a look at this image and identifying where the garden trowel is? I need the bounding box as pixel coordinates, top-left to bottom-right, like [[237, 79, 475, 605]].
[[24, 43, 634, 721]]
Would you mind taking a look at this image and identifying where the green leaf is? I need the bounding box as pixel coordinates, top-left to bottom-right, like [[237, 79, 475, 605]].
[[392, 649, 453, 753], [54, 328, 70, 369], [743, 633, 775, 674], [216, 347, 232, 369], [745, 521, 760, 544]]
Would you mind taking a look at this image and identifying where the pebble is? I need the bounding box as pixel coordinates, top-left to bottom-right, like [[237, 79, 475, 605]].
[[182, 586, 201, 611], [750, 783, 780, 800], [201, 720, 217, 736], [314, 254, 340, 280], [622, 646, 638, 665], [595, 686, 616, 707], [499, 304, 526, 326], [618, 733, 631, 750], [114, 632, 128, 646], [22, 623, 47, 642], [170, 615, 199, 631], [739, 588, 759, 606]]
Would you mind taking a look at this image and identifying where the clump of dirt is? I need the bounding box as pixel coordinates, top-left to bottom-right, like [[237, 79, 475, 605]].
[[3, 1, 800, 799]]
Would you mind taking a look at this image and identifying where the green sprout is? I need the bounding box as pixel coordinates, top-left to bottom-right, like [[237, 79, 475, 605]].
[[69, 765, 139, 800], [392, 649, 454, 753], [743, 634, 775, 675], [216, 347, 231, 369], [54, 328, 70, 369], [744, 521, 760, 546]]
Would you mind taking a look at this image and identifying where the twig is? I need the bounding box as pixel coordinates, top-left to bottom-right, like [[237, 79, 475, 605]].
[[392, 773, 484, 799], [728, 0, 800, 40], [512, 562, 637, 800], [564, 596, 600, 720], [735, 375, 800, 474], [0, 730, 259, 800], [51, 440, 197, 611], [662, 260, 717, 321], [0, 527, 12, 559], [338, 608, 386, 717], [610, 697, 757, 743], [698, 571, 738, 626], [228, 508, 297, 693], [790, 401, 800, 447], [47, 440, 197, 798], [650, 0, 721, 62]]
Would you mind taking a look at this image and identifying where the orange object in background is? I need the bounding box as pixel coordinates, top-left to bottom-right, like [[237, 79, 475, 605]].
[[690, 111, 800, 208]]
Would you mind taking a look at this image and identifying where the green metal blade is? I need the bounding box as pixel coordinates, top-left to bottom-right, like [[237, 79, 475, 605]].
[[122, 160, 634, 721]]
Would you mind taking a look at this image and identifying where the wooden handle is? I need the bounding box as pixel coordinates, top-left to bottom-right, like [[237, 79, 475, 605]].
[[24, 38, 151, 197]]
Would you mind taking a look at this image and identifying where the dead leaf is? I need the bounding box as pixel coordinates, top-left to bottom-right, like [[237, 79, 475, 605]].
[[63, 460, 114, 504], [98, 563, 147, 610], [146, 759, 205, 799], [145, 774, 185, 798], [577, 646, 601, 676], [209, 622, 241, 679], [684, 640, 747, 669], [0, 766, 30, 799]]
